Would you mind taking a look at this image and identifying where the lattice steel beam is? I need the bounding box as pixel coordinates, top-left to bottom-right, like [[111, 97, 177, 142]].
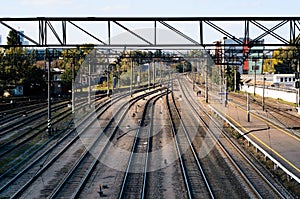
[[0, 17, 300, 48]]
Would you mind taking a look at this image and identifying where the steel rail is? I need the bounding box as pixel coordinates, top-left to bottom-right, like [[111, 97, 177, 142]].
[[168, 84, 215, 199], [118, 93, 166, 199], [0, 107, 71, 158], [179, 76, 286, 198], [49, 89, 162, 198], [0, 90, 126, 196]]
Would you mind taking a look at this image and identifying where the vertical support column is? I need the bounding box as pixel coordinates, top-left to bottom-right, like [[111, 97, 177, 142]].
[[108, 21, 111, 45], [47, 49, 52, 134], [199, 20, 203, 46], [297, 60, 300, 107], [118, 66, 120, 89], [192, 60, 195, 90], [262, 74, 266, 111], [39, 20, 47, 45], [219, 64, 222, 102], [148, 60, 151, 90], [234, 65, 237, 92], [159, 61, 162, 86], [62, 21, 67, 45], [153, 60, 156, 86], [138, 58, 141, 87], [154, 21, 157, 46], [205, 64, 208, 103], [72, 55, 75, 113], [106, 53, 110, 96], [247, 92, 250, 122], [171, 70, 174, 95], [88, 58, 91, 106], [130, 57, 133, 97], [225, 64, 228, 107], [254, 59, 257, 97]]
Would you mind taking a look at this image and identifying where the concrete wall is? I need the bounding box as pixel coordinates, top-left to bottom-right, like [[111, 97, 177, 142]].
[[241, 85, 297, 104]]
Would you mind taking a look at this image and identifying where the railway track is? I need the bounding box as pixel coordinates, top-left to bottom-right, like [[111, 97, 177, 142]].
[[179, 75, 292, 198], [0, 101, 70, 135], [0, 93, 118, 196], [46, 89, 163, 199], [189, 73, 300, 132], [0, 96, 107, 169], [0, 94, 106, 133], [118, 93, 166, 199], [0, 87, 162, 198], [0, 97, 45, 113], [229, 92, 300, 131], [0, 106, 71, 163], [0, 101, 48, 126], [166, 83, 214, 199], [0, 95, 109, 187]]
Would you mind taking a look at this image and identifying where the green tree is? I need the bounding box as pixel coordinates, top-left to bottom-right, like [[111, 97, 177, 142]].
[[227, 67, 241, 91], [263, 58, 276, 74], [60, 46, 94, 89], [269, 36, 300, 74], [7, 30, 21, 46]]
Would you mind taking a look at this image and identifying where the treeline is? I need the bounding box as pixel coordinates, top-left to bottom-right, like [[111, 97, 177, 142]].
[[263, 47, 300, 74], [0, 30, 93, 96], [0, 30, 191, 96], [263, 36, 300, 74]]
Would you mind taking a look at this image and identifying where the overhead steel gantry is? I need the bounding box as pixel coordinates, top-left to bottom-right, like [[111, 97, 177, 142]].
[[1, 17, 300, 48]]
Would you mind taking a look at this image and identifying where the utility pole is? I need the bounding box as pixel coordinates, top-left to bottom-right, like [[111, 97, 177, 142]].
[[159, 61, 162, 86], [153, 60, 156, 86], [148, 60, 151, 89], [192, 60, 195, 90], [225, 64, 228, 106], [130, 57, 133, 97], [254, 58, 257, 97], [88, 57, 91, 106], [106, 53, 110, 96], [234, 65, 237, 92], [247, 92, 250, 122], [205, 64, 208, 103], [118, 66, 120, 89], [72, 55, 75, 113], [219, 64, 223, 102], [262, 73, 266, 111], [171, 70, 174, 94], [47, 49, 52, 134], [138, 58, 141, 87]]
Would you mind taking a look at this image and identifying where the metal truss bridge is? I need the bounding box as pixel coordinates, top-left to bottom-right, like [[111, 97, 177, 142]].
[[1, 17, 300, 49]]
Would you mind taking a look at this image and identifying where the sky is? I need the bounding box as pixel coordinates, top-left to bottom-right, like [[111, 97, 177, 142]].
[[1, 0, 299, 17], [0, 0, 299, 46]]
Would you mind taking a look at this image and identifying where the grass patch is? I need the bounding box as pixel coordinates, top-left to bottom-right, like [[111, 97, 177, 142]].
[[276, 98, 297, 107]]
